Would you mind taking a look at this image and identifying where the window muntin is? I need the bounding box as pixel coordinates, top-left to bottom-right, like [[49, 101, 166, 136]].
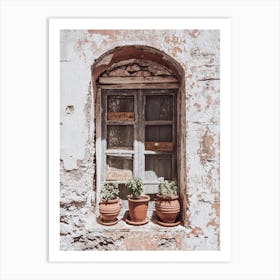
[[101, 88, 177, 206]]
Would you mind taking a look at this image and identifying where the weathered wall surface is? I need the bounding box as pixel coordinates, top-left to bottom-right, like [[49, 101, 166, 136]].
[[60, 30, 220, 250]]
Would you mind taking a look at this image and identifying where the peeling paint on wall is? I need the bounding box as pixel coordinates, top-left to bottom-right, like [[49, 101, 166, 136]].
[[60, 29, 220, 250]]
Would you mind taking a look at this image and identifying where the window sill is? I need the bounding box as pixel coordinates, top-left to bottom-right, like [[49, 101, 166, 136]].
[[87, 212, 187, 232], [82, 212, 192, 250]]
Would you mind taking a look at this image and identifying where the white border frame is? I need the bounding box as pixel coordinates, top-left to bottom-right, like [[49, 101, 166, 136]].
[[49, 18, 231, 262]]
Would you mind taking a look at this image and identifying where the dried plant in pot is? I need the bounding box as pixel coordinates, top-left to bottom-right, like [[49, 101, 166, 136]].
[[155, 178, 180, 226], [125, 177, 150, 225], [98, 182, 121, 226]]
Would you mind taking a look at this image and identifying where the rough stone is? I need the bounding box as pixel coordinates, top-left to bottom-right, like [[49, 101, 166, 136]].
[[126, 64, 141, 72], [60, 222, 73, 235], [158, 238, 177, 250], [108, 68, 130, 77], [131, 70, 151, 77]]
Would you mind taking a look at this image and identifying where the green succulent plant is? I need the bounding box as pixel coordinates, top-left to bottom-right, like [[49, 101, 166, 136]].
[[158, 178, 178, 199], [100, 182, 119, 201], [126, 177, 143, 199]]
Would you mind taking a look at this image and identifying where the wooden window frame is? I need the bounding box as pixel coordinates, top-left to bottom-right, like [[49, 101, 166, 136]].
[[100, 89, 177, 187], [95, 83, 181, 211], [102, 90, 138, 183]]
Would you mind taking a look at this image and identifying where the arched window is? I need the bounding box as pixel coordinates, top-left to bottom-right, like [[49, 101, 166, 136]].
[[92, 45, 187, 225]]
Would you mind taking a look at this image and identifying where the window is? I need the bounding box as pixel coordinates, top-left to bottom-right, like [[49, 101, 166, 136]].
[[93, 46, 187, 223], [101, 89, 177, 208]]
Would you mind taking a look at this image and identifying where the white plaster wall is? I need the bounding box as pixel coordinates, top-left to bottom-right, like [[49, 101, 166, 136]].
[[60, 29, 220, 250]]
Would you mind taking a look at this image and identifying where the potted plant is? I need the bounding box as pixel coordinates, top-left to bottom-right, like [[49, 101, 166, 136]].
[[155, 178, 180, 226], [98, 182, 121, 225], [125, 177, 150, 225]]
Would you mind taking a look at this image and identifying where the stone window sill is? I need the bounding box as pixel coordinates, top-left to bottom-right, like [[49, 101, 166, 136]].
[[82, 211, 193, 250], [88, 212, 187, 232]]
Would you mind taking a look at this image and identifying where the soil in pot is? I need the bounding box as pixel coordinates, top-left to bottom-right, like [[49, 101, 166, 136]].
[[155, 194, 180, 224], [99, 198, 121, 225], [126, 194, 150, 225]]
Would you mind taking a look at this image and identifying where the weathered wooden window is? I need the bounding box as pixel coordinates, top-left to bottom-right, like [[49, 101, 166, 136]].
[[94, 52, 186, 222], [101, 88, 178, 211], [101, 89, 177, 186]]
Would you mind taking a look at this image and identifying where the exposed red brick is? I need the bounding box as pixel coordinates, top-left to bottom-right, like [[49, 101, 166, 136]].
[[212, 201, 220, 218], [124, 232, 143, 250], [188, 30, 200, 38], [191, 227, 204, 236], [197, 128, 215, 165], [207, 219, 218, 228], [194, 102, 201, 112], [143, 233, 158, 250]]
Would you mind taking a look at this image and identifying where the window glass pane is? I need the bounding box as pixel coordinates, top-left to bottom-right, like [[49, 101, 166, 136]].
[[107, 125, 134, 150], [145, 155, 172, 181], [106, 155, 133, 181], [145, 125, 172, 142], [145, 95, 173, 121], [107, 95, 134, 121], [107, 95, 134, 112]]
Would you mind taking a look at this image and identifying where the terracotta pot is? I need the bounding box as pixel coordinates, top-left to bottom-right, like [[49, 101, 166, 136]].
[[127, 194, 150, 223], [155, 194, 180, 224], [99, 198, 121, 224]]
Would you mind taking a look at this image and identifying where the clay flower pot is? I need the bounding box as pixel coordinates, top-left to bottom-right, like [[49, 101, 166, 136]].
[[126, 194, 150, 225], [155, 194, 180, 225], [99, 198, 121, 225]]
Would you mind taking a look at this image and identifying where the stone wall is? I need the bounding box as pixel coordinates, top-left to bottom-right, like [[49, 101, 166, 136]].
[[60, 29, 220, 250]]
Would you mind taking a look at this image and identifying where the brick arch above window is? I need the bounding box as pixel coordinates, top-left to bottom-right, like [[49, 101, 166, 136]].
[[91, 45, 185, 88]]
